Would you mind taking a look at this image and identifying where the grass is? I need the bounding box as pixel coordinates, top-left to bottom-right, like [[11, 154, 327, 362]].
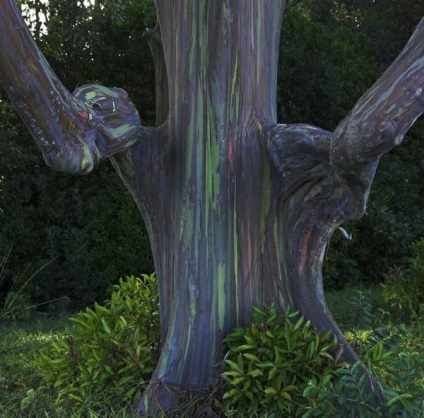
[[0, 314, 144, 418], [0, 287, 423, 417], [0, 315, 71, 417]]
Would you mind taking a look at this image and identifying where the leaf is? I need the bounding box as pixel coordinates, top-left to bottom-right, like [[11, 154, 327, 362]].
[[68, 393, 84, 403], [303, 385, 316, 398], [222, 389, 239, 399], [222, 370, 243, 378], [237, 353, 244, 372], [225, 360, 243, 374], [101, 317, 112, 335], [233, 344, 256, 352], [94, 302, 110, 314], [388, 396, 401, 407], [243, 335, 255, 345], [322, 374, 332, 386], [264, 387, 278, 395], [119, 315, 127, 327], [281, 385, 297, 392], [69, 317, 94, 330], [104, 365, 114, 375], [256, 361, 275, 368], [294, 316, 304, 330], [266, 330, 275, 339], [53, 379, 65, 388], [273, 374, 282, 391], [247, 369, 263, 377], [251, 324, 259, 337], [231, 376, 247, 386], [306, 340, 316, 359], [274, 346, 281, 364], [268, 367, 279, 380], [243, 353, 260, 362], [288, 310, 299, 318], [279, 391, 292, 400], [319, 352, 334, 361], [350, 360, 362, 373]]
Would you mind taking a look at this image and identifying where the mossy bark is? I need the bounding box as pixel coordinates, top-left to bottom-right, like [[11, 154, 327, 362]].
[[0, 0, 423, 415]]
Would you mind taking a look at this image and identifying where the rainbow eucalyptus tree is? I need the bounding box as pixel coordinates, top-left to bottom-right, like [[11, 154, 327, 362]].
[[1, 0, 423, 414]]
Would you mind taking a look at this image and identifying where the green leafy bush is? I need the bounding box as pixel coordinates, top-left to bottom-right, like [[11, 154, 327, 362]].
[[222, 299, 424, 417], [382, 238, 424, 319], [340, 323, 424, 416], [302, 361, 385, 417], [303, 354, 424, 417], [37, 274, 159, 410], [221, 305, 341, 417]]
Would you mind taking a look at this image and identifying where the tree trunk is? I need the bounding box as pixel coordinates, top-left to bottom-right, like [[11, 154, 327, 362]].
[[132, 2, 290, 410], [0, 0, 424, 415]]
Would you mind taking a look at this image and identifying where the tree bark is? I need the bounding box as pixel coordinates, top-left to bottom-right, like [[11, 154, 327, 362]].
[[0, 0, 423, 415]]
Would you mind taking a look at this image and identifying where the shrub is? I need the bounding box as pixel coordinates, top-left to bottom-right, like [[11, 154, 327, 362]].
[[221, 305, 341, 417], [340, 321, 424, 416], [222, 299, 424, 417], [36, 274, 159, 411], [303, 353, 424, 418], [382, 238, 424, 319], [302, 361, 386, 417]]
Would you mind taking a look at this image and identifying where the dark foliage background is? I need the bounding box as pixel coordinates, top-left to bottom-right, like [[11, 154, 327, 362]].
[[0, 0, 423, 309]]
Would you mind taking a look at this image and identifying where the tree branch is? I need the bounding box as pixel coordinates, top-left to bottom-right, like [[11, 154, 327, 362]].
[[263, 123, 386, 400], [0, 0, 142, 174], [266, 18, 424, 220], [262, 21, 424, 403], [330, 17, 424, 209], [264, 123, 332, 191]]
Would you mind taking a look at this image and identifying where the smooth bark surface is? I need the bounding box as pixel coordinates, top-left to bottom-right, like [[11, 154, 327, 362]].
[[0, 0, 423, 415]]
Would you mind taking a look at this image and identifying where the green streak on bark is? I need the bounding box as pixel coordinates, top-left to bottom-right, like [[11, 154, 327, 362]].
[[231, 55, 239, 99], [256, 4, 262, 87], [107, 123, 135, 139], [233, 206, 239, 324], [80, 144, 95, 172], [217, 263, 226, 329]]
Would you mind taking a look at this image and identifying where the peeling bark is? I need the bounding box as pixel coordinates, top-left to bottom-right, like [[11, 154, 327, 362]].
[[0, 0, 423, 415]]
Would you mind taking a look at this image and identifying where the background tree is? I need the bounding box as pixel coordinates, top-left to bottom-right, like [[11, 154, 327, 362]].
[[0, 0, 423, 414]]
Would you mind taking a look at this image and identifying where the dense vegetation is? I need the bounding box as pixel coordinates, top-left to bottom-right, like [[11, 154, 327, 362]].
[[1, 276, 423, 416]]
